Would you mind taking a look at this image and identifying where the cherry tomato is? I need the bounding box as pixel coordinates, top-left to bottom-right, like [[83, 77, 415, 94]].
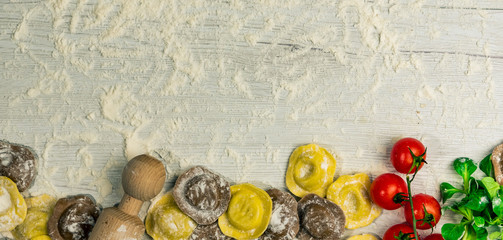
[[370, 173, 408, 210], [423, 234, 444, 240], [383, 223, 418, 240], [404, 193, 441, 230], [390, 138, 426, 174]]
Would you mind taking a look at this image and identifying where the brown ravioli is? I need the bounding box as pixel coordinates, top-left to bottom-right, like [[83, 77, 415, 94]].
[[48, 195, 101, 240], [259, 188, 299, 240], [0, 140, 37, 192], [189, 222, 232, 240], [297, 194, 345, 240], [173, 166, 231, 225]]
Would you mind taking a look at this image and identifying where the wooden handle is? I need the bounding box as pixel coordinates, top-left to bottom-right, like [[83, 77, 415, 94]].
[[118, 193, 143, 216], [492, 144, 503, 185], [89, 207, 145, 240], [89, 154, 166, 240]]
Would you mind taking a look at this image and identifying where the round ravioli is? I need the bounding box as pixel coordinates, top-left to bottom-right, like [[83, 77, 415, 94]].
[[146, 192, 196, 240], [259, 188, 299, 240], [347, 234, 380, 240], [286, 144, 336, 198], [218, 183, 272, 239], [0, 176, 27, 232], [0, 140, 37, 192], [173, 166, 231, 225], [47, 195, 101, 240], [12, 194, 56, 239], [31, 236, 52, 240], [189, 222, 232, 240], [326, 173, 382, 229], [297, 194, 345, 240]]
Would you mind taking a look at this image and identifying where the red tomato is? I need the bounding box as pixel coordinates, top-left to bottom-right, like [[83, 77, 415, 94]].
[[404, 193, 441, 230], [370, 173, 408, 210], [391, 138, 426, 174], [423, 234, 444, 240], [383, 223, 419, 240]]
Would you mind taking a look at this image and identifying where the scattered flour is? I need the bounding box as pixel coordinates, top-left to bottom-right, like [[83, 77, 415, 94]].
[[0, 0, 501, 238], [117, 224, 127, 232]]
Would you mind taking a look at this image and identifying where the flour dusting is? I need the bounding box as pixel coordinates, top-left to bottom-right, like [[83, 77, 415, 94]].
[[0, 0, 501, 238]]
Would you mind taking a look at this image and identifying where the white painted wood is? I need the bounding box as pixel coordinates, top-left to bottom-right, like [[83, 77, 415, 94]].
[[1, 0, 503, 238]]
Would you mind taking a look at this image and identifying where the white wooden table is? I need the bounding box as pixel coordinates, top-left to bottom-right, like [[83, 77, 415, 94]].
[[1, 0, 503, 238]]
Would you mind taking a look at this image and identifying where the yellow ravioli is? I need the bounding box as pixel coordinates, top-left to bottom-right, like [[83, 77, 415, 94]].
[[347, 233, 380, 240], [218, 183, 272, 239], [25, 194, 57, 209], [12, 194, 56, 240], [326, 173, 382, 229], [0, 176, 27, 232], [286, 144, 336, 198], [145, 192, 196, 240], [31, 236, 52, 240]]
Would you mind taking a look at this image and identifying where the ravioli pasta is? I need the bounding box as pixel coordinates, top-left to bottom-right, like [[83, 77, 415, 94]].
[[286, 144, 336, 198], [146, 192, 197, 240], [12, 194, 56, 239], [218, 183, 272, 239], [0, 176, 27, 232], [326, 173, 381, 229]]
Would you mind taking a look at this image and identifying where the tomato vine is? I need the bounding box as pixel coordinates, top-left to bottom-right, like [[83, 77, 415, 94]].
[[380, 138, 441, 240]]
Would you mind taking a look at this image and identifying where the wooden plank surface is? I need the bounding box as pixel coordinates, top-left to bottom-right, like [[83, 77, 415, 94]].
[[1, 0, 503, 238]]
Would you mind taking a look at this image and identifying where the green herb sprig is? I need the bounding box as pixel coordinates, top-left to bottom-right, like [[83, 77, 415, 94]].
[[441, 154, 503, 240]]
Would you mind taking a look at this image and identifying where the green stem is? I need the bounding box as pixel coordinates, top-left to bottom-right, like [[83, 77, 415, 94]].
[[464, 178, 470, 194], [406, 175, 418, 239]]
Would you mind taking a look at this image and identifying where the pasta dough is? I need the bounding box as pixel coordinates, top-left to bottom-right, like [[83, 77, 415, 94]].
[[326, 173, 381, 229], [0, 176, 27, 232], [286, 144, 336, 198], [12, 194, 56, 240], [218, 183, 272, 239], [146, 192, 196, 240]]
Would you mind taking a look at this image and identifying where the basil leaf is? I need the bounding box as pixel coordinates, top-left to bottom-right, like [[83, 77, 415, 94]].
[[492, 189, 503, 217], [489, 232, 501, 240], [449, 204, 474, 220], [481, 177, 499, 199], [443, 157, 501, 240], [454, 157, 477, 191], [481, 207, 494, 223], [480, 154, 494, 178], [463, 224, 477, 240], [473, 216, 485, 228], [468, 177, 478, 194], [473, 224, 488, 240], [441, 182, 464, 203], [463, 189, 489, 212], [442, 223, 465, 240], [444, 204, 463, 217]]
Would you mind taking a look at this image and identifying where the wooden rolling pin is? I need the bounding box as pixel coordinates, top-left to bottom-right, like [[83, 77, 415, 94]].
[[89, 154, 166, 240], [492, 143, 503, 185]]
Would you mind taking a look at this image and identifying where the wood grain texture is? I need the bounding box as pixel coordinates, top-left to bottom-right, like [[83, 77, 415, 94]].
[[121, 155, 166, 202], [1, 0, 503, 239]]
